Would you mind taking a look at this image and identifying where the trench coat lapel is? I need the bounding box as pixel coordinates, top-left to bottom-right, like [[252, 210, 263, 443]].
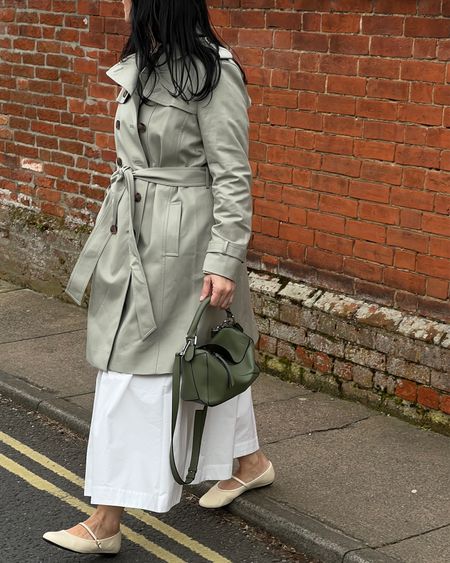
[[105, 54, 142, 152], [105, 52, 165, 166]]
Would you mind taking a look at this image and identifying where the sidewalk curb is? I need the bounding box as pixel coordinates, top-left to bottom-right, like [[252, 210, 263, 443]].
[[0, 370, 90, 436], [0, 369, 401, 563]]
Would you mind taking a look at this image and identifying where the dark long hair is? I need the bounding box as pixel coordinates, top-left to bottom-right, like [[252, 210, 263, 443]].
[[119, 0, 247, 104]]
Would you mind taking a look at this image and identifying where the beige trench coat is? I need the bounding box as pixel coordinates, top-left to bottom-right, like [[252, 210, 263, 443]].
[[64, 46, 259, 375]]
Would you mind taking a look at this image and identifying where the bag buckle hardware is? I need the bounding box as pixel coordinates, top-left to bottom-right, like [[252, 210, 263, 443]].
[[180, 335, 197, 356], [211, 316, 235, 336]]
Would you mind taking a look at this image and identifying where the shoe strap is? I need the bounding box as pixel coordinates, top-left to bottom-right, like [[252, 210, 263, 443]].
[[231, 475, 248, 488], [231, 462, 272, 489], [78, 522, 101, 548]]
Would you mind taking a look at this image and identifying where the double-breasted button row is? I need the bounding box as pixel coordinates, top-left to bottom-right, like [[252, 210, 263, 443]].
[[117, 157, 122, 166], [135, 192, 142, 202], [115, 119, 120, 130]]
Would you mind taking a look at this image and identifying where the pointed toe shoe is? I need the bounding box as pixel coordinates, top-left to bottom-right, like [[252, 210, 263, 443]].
[[42, 521, 121, 555]]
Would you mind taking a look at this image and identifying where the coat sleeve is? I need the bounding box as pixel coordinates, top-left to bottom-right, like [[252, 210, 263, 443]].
[[197, 59, 253, 283]]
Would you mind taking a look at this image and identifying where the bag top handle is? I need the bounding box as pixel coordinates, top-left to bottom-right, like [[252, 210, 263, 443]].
[[185, 295, 234, 339], [186, 295, 211, 338]]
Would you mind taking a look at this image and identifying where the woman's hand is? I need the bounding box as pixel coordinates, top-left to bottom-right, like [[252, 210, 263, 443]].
[[200, 273, 236, 309]]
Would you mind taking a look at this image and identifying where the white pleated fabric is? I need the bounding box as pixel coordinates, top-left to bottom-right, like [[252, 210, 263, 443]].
[[84, 369, 260, 513]]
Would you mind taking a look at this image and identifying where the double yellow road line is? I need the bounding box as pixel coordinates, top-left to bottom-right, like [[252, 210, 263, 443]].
[[0, 431, 230, 562]]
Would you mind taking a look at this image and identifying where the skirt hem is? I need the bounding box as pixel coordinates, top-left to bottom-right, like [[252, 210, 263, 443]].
[[84, 440, 260, 513]]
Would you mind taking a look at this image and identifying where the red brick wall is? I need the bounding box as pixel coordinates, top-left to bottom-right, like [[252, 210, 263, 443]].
[[210, 1, 450, 321], [0, 0, 124, 223], [0, 1, 449, 321]]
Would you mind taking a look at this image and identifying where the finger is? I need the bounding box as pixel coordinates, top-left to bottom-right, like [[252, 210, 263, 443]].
[[224, 294, 235, 309], [219, 288, 231, 309], [211, 285, 227, 308], [218, 289, 232, 309], [211, 289, 224, 308], [199, 276, 212, 301], [223, 291, 234, 309]]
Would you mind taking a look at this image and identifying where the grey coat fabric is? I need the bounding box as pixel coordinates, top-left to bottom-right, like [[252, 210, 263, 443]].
[[64, 46, 259, 375]]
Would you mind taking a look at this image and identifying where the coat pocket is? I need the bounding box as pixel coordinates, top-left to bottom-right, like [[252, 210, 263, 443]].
[[164, 201, 182, 256]]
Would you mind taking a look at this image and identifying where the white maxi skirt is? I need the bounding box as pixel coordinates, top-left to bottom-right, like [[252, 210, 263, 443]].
[[84, 369, 260, 513]]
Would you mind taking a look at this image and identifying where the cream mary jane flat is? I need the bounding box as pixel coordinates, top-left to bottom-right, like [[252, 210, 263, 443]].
[[199, 461, 275, 508], [43, 521, 121, 554]]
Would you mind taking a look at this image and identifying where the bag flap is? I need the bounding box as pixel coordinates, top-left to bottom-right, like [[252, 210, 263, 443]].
[[209, 326, 251, 364]]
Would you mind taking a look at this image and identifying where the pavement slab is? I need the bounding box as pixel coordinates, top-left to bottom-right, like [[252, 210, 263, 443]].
[[376, 524, 450, 563], [0, 288, 86, 343], [259, 415, 450, 547], [0, 330, 96, 396], [64, 392, 95, 413], [255, 392, 374, 444], [0, 279, 20, 292], [252, 371, 313, 404]]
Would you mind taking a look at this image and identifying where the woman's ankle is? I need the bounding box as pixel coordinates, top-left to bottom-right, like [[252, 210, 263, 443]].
[[237, 449, 269, 471], [87, 505, 124, 535]]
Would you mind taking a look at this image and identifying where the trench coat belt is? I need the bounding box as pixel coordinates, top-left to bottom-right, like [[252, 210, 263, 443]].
[[64, 165, 213, 340]]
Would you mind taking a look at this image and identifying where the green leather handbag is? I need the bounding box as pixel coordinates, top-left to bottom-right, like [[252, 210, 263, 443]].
[[170, 294, 260, 485]]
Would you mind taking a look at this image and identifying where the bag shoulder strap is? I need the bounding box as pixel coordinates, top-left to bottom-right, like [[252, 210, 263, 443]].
[[170, 353, 208, 485]]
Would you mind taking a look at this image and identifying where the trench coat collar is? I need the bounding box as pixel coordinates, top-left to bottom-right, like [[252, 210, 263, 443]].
[[105, 53, 141, 94], [105, 41, 232, 94], [105, 51, 175, 94], [105, 46, 189, 94]]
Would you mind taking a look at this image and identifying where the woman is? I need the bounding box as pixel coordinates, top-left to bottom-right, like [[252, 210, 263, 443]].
[[43, 0, 274, 555]]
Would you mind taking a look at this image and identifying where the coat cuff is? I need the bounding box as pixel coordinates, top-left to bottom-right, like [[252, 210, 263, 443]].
[[205, 238, 247, 262], [202, 252, 243, 283]]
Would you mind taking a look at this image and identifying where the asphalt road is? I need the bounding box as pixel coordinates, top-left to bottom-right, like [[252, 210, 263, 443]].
[[0, 395, 320, 563]]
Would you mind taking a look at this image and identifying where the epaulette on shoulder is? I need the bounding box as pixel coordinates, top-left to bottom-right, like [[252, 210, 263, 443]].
[[218, 46, 233, 60]]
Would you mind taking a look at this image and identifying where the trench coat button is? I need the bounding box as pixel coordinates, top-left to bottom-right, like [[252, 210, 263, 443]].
[[110, 224, 118, 234], [115, 120, 120, 130], [138, 122, 146, 133], [116, 157, 122, 166], [134, 192, 142, 202]]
